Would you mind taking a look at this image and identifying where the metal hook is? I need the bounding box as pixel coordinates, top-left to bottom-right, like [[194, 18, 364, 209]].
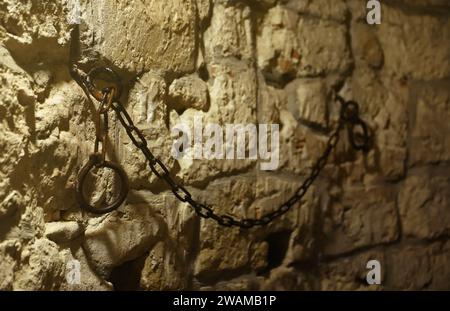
[[335, 95, 371, 152], [347, 119, 370, 151]]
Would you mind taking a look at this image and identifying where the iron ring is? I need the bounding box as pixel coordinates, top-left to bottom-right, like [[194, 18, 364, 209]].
[[76, 154, 129, 214]]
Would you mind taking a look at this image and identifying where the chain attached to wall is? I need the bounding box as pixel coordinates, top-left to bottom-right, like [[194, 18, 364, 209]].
[[70, 66, 370, 228]]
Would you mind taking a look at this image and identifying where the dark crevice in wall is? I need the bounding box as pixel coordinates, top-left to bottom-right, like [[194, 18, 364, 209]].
[[108, 254, 148, 291], [263, 71, 298, 89], [198, 64, 210, 82], [265, 230, 291, 271]]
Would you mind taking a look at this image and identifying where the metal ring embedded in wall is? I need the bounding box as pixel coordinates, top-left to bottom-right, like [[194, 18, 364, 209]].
[[76, 154, 129, 214], [87, 67, 122, 102], [347, 119, 370, 151]]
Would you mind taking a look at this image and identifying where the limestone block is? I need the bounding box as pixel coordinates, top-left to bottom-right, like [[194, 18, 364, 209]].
[[60, 246, 113, 291], [164, 199, 199, 262], [45, 221, 83, 243], [0, 190, 21, 220], [376, 5, 450, 80], [140, 241, 187, 290], [284, 0, 348, 22], [168, 75, 209, 111], [277, 108, 332, 174], [428, 241, 450, 290], [409, 82, 450, 165], [172, 59, 258, 184], [296, 17, 352, 76], [10, 205, 45, 241], [123, 71, 175, 187], [351, 23, 384, 69], [322, 186, 399, 256], [319, 249, 385, 290], [0, 0, 71, 66], [0, 240, 20, 290], [257, 78, 284, 124], [127, 190, 198, 264], [32, 82, 82, 214], [13, 238, 65, 290], [385, 241, 450, 290], [204, 3, 253, 61], [256, 5, 300, 84], [285, 78, 328, 128], [284, 226, 316, 265], [254, 175, 317, 238], [194, 224, 251, 280], [342, 67, 409, 181], [83, 203, 164, 276], [398, 172, 450, 239], [81, 0, 197, 74], [192, 175, 304, 230], [386, 244, 432, 290], [261, 266, 312, 290], [250, 241, 269, 271], [378, 146, 407, 181], [0, 48, 34, 179]]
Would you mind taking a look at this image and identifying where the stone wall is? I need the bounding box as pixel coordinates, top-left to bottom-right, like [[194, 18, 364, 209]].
[[0, 0, 449, 290]]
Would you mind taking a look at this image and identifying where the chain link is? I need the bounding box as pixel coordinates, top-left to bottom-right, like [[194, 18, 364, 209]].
[[94, 90, 114, 163], [73, 66, 370, 228]]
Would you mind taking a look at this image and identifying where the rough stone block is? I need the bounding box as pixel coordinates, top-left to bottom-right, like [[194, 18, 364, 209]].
[[323, 186, 399, 256], [376, 5, 450, 80], [204, 3, 253, 61], [168, 75, 209, 111], [81, 0, 197, 74], [398, 172, 450, 239], [285, 78, 328, 128], [409, 82, 450, 165], [296, 17, 352, 76]]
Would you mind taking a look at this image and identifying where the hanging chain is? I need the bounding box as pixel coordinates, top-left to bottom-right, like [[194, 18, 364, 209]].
[[93, 89, 113, 163], [72, 66, 370, 228]]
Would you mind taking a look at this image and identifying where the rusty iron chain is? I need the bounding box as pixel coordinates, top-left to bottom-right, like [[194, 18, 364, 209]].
[[72, 66, 370, 228]]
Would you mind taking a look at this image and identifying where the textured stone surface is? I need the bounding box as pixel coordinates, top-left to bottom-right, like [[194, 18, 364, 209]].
[[376, 5, 450, 80], [13, 238, 65, 290], [45, 221, 82, 243], [80, 0, 197, 74], [399, 171, 450, 239], [60, 246, 113, 291], [296, 17, 352, 76], [0, 0, 449, 291], [257, 5, 300, 84], [386, 241, 450, 290], [285, 78, 329, 128], [168, 75, 209, 111], [409, 82, 450, 165], [323, 186, 399, 256], [204, 3, 253, 61], [319, 249, 385, 290], [140, 240, 187, 290], [83, 203, 164, 276]]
